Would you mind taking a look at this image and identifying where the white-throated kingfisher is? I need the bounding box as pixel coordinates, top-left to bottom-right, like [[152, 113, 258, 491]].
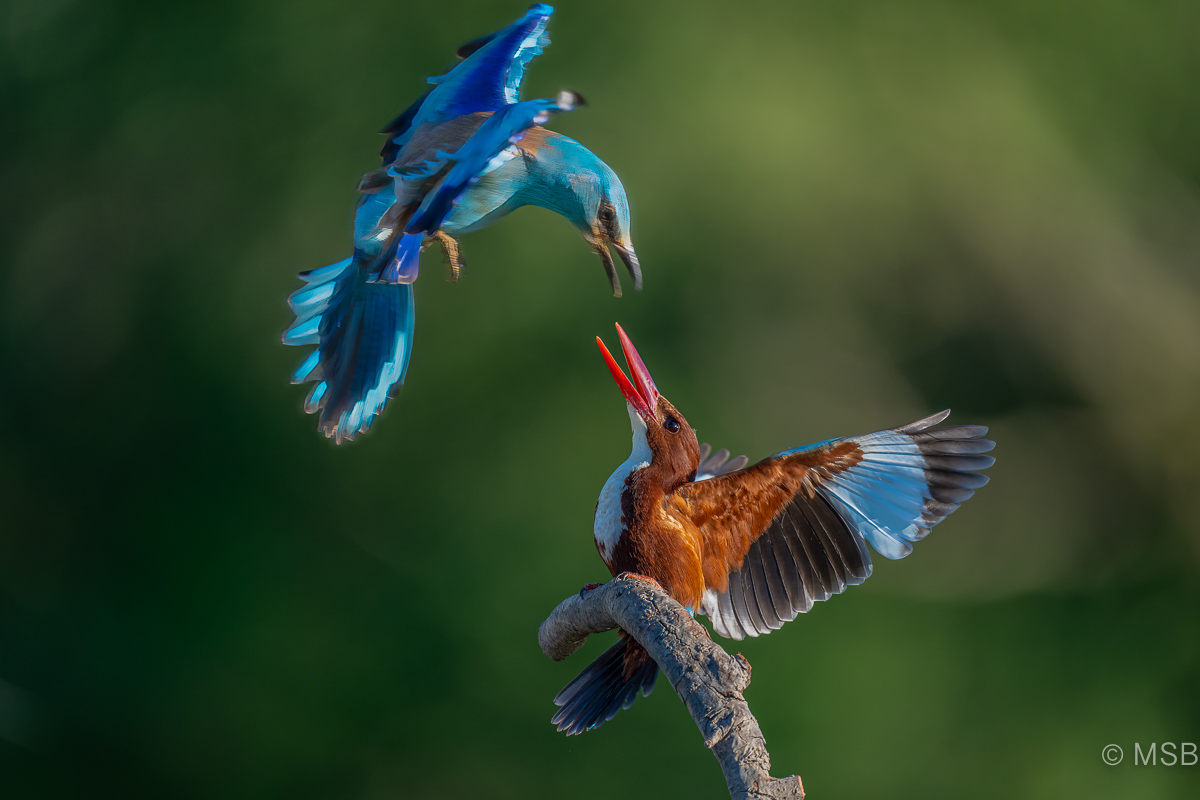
[[552, 324, 996, 735]]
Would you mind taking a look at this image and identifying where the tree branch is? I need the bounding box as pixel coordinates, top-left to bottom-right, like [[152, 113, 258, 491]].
[[539, 575, 805, 800]]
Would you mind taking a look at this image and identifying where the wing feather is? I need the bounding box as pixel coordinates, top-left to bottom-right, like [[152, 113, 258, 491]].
[[765, 525, 805, 612], [668, 411, 993, 639], [420, 5, 553, 122], [402, 93, 583, 234], [746, 541, 785, 631]]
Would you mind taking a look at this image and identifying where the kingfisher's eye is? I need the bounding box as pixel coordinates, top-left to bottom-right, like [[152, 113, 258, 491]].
[[664, 418, 680, 433], [598, 206, 615, 223]]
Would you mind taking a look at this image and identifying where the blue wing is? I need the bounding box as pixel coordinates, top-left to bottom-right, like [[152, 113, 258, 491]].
[[378, 5, 553, 161], [401, 91, 583, 234], [415, 4, 553, 124]]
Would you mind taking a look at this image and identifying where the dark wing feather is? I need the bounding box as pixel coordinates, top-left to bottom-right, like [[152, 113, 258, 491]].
[[710, 491, 873, 639], [379, 90, 433, 164]]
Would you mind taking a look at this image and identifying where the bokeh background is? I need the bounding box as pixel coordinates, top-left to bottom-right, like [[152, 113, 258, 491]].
[[3, 0, 1200, 797]]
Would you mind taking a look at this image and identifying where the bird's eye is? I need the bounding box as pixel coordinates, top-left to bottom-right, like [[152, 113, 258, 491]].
[[664, 418, 680, 433], [598, 206, 615, 223]]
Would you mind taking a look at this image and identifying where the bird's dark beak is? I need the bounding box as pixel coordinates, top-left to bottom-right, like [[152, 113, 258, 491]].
[[592, 236, 641, 298], [596, 323, 659, 422], [613, 240, 641, 292]]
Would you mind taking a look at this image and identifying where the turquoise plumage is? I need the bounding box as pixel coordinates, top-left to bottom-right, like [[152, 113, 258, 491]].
[[283, 5, 639, 443]]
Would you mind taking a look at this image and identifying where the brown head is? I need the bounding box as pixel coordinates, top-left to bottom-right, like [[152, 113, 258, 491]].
[[596, 324, 701, 490]]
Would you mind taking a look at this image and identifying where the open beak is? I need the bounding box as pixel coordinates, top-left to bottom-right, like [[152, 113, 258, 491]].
[[596, 323, 659, 422], [592, 236, 641, 298], [612, 240, 641, 292]]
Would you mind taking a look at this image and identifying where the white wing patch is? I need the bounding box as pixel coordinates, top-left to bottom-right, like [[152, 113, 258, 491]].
[[504, 31, 546, 104]]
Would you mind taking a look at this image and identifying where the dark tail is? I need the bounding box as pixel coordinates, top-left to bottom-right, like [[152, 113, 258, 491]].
[[282, 252, 415, 444], [552, 634, 658, 735]]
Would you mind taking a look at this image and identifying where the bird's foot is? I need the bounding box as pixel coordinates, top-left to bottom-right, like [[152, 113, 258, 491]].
[[615, 572, 663, 592], [431, 231, 465, 282], [578, 582, 602, 598], [736, 653, 752, 678]]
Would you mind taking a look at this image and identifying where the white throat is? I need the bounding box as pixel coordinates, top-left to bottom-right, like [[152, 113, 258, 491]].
[[593, 405, 652, 561]]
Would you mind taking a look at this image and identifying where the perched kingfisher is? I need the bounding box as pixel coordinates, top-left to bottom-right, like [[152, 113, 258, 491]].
[[552, 324, 996, 735], [283, 4, 640, 443]]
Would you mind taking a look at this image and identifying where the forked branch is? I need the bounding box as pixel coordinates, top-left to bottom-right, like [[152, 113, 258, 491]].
[[538, 575, 805, 800]]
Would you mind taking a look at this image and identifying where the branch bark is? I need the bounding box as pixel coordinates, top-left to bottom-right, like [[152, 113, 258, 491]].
[[539, 575, 805, 800]]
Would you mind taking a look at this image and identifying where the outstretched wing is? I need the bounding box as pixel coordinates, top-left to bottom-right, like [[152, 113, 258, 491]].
[[664, 411, 995, 640], [379, 5, 553, 162], [416, 5, 553, 125], [379, 5, 553, 165]]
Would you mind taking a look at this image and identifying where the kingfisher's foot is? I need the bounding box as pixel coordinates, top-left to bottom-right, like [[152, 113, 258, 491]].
[[615, 572, 663, 592], [578, 582, 602, 598], [431, 231, 465, 282]]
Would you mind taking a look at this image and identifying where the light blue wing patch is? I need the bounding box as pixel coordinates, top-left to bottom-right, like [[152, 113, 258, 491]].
[[789, 412, 995, 561]]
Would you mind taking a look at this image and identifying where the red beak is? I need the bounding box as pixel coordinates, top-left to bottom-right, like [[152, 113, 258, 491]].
[[596, 323, 660, 422]]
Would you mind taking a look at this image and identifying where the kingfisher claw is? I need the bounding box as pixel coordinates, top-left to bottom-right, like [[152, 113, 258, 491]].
[[578, 582, 602, 598], [614, 572, 663, 592]]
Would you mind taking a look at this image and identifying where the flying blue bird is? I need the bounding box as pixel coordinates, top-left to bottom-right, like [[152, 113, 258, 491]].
[[283, 4, 640, 443]]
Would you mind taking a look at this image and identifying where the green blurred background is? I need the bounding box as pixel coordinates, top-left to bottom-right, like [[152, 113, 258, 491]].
[[3, 0, 1200, 797]]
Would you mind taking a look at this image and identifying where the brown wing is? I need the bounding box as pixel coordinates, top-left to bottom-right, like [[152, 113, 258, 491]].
[[665, 411, 995, 640], [664, 438, 865, 596]]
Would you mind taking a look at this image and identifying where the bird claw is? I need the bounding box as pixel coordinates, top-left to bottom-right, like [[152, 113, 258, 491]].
[[614, 572, 663, 591], [578, 582, 602, 598], [430, 231, 465, 282]]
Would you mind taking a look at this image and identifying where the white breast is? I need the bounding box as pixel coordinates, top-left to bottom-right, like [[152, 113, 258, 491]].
[[593, 407, 651, 562]]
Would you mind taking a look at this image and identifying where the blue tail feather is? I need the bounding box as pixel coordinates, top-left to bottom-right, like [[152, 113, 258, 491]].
[[303, 381, 328, 414], [552, 635, 658, 735], [297, 257, 353, 285], [291, 350, 320, 384], [283, 255, 416, 444]]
